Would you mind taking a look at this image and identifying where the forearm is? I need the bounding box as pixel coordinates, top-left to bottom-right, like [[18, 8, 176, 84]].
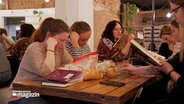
[[44, 37, 57, 72], [169, 70, 181, 82], [3, 39, 12, 50], [44, 50, 55, 71], [139, 66, 160, 75], [127, 65, 160, 75], [121, 41, 131, 56], [71, 40, 80, 48], [70, 32, 80, 48]]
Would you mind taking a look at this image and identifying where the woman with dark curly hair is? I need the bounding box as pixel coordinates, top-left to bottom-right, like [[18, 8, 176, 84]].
[[97, 20, 134, 62]]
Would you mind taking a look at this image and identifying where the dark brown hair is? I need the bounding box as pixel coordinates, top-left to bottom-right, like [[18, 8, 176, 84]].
[[0, 28, 8, 36], [101, 20, 123, 43], [20, 23, 35, 37]]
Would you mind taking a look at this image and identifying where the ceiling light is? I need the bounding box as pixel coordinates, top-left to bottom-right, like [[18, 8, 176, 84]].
[[45, 0, 50, 2], [0, 0, 2, 4], [166, 12, 172, 18]]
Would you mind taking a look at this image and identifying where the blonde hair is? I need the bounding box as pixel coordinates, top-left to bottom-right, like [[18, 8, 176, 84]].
[[160, 25, 172, 37]]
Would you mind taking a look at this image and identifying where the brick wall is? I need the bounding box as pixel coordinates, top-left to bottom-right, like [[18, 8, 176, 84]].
[[94, 0, 120, 49], [0, 0, 54, 10]]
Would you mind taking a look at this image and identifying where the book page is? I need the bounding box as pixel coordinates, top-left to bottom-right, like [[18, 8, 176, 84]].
[[131, 39, 161, 66]]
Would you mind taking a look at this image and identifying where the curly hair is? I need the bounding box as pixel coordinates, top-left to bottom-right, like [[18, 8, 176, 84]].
[[101, 20, 123, 43]]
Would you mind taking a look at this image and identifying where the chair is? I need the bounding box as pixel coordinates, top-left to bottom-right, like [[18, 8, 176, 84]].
[[7, 55, 19, 80]]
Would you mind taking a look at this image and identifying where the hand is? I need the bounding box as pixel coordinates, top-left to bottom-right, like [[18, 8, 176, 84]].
[[1, 33, 7, 40], [70, 31, 80, 48], [157, 59, 174, 75], [120, 64, 140, 74], [127, 33, 135, 42], [47, 37, 57, 51]]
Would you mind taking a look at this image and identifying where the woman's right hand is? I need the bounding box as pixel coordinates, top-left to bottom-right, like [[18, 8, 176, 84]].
[[70, 31, 80, 48], [2, 34, 7, 39], [47, 37, 58, 51]]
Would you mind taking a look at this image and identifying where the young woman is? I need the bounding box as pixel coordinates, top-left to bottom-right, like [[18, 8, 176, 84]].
[[8, 17, 73, 104], [97, 20, 134, 62], [65, 21, 91, 59], [158, 25, 173, 59], [121, 0, 184, 103]]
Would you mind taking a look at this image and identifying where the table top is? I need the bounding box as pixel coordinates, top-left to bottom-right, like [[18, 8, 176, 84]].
[[13, 74, 157, 104]]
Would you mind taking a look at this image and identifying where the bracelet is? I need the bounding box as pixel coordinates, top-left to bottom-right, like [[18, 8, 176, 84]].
[[168, 70, 174, 76], [47, 49, 55, 53]]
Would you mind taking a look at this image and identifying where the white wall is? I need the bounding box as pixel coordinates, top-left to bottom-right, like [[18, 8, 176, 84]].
[[55, 0, 94, 51], [0, 8, 55, 37]]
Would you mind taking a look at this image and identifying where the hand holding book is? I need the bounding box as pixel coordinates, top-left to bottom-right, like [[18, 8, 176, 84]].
[[131, 39, 165, 66]]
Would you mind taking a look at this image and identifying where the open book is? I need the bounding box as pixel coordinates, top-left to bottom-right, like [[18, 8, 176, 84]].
[[131, 39, 164, 66], [42, 69, 83, 87]]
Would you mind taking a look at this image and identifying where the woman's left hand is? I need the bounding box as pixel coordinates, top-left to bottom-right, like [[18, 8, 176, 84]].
[[120, 64, 143, 74], [128, 33, 135, 42], [157, 59, 174, 75]]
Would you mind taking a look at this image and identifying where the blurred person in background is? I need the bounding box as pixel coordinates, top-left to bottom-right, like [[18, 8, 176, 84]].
[[0, 28, 15, 53], [9, 23, 35, 62], [158, 25, 173, 59]]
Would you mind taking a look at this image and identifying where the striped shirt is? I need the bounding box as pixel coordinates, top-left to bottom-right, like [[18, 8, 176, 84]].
[[65, 38, 91, 59]]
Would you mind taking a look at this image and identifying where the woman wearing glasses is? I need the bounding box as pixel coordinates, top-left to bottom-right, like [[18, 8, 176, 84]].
[[121, 0, 184, 103], [8, 17, 73, 104], [97, 20, 134, 62]]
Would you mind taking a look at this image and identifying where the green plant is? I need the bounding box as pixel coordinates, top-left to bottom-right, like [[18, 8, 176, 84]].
[[33, 10, 44, 22], [125, 2, 138, 33]]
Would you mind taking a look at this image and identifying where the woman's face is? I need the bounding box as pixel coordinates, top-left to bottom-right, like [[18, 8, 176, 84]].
[[54, 32, 69, 49], [171, 24, 180, 42], [113, 23, 123, 41], [78, 31, 91, 47], [161, 34, 176, 45], [170, 2, 184, 26]]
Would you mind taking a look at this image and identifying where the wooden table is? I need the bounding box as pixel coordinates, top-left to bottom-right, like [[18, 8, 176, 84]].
[[13, 74, 157, 104]]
